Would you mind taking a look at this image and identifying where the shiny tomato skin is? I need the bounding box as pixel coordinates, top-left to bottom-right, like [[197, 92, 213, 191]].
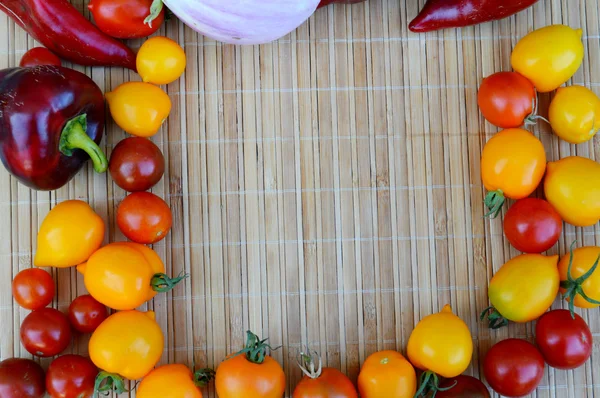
[[88, 0, 164, 39], [0, 358, 45, 398], [478, 72, 536, 128], [68, 295, 109, 334], [109, 137, 165, 192], [535, 310, 592, 369], [437, 375, 490, 398], [503, 198, 563, 253], [117, 192, 172, 244], [46, 355, 98, 398], [20, 308, 72, 357], [12, 268, 55, 310], [483, 339, 545, 397], [293, 367, 358, 398], [20, 47, 61, 67]]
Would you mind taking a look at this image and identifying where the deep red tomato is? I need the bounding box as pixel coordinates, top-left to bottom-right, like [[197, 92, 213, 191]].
[[88, 0, 165, 39], [0, 358, 45, 398], [12, 268, 55, 310], [535, 309, 592, 369], [20, 308, 72, 357], [68, 295, 109, 334], [478, 72, 537, 128], [46, 355, 98, 398], [19, 47, 61, 67], [483, 339, 545, 397], [503, 198, 563, 253], [437, 375, 490, 398], [109, 137, 165, 192], [117, 192, 172, 244]]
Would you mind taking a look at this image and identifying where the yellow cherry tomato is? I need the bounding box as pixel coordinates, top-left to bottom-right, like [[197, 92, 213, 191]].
[[558, 246, 600, 314], [105, 82, 171, 137], [137, 36, 187, 85], [481, 128, 546, 217], [407, 305, 473, 396], [77, 242, 185, 310], [357, 350, 416, 398], [34, 200, 104, 268], [544, 156, 600, 227], [90, 310, 163, 392], [511, 25, 584, 93], [484, 254, 559, 328], [549, 86, 600, 144], [138, 364, 214, 398]]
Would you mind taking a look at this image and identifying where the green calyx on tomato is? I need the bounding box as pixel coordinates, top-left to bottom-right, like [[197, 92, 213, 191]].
[[193, 368, 215, 387], [151, 271, 189, 293], [232, 330, 281, 365], [94, 371, 129, 394], [484, 190, 505, 219], [561, 242, 600, 318], [414, 371, 457, 397], [480, 306, 509, 329], [298, 349, 323, 379]]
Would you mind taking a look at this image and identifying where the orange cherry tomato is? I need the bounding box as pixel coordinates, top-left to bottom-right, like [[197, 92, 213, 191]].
[[117, 192, 172, 244], [558, 246, 600, 315], [293, 351, 357, 398], [137, 364, 214, 398], [357, 350, 416, 398]]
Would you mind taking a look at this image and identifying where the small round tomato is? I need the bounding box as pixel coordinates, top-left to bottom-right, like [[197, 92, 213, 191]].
[[503, 198, 562, 253], [357, 350, 416, 398], [559, 246, 600, 312], [46, 355, 98, 398], [483, 339, 544, 397], [20, 308, 72, 357], [294, 352, 357, 398], [437, 375, 490, 398], [105, 82, 171, 138], [117, 192, 172, 244], [549, 86, 600, 144], [544, 156, 600, 228], [12, 268, 55, 310], [88, 0, 164, 39], [68, 295, 108, 334], [477, 72, 536, 128], [137, 36, 187, 85], [483, 254, 559, 328], [20, 47, 61, 67], [138, 364, 214, 398], [481, 128, 546, 218], [535, 310, 592, 369], [109, 137, 165, 192], [511, 25, 584, 93], [0, 358, 45, 398]]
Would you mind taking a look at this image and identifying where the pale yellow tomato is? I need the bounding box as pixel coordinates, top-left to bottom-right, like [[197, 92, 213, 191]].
[[137, 36, 187, 85], [549, 85, 600, 144]]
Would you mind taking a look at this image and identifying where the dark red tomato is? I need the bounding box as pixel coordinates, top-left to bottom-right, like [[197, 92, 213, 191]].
[[478, 72, 537, 128], [88, 0, 165, 39], [20, 308, 72, 357], [0, 358, 45, 398], [535, 309, 592, 369], [503, 198, 562, 253], [109, 137, 164, 192], [12, 268, 55, 310], [68, 295, 108, 334], [483, 339, 545, 397], [437, 375, 490, 398], [46, 355, 98, 398], [19, 47, 61, 67], [117, 192, 172, 244]]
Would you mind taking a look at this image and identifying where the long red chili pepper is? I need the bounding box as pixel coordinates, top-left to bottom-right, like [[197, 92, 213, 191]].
[[0, 0, 136, 70], [409, 0, 539, 32]]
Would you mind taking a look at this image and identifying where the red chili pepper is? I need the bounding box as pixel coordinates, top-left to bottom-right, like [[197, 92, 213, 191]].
[[409, 0, 539, 32], [0, 66, 108, 191], [317, 0, 365, 8], [0, 0, 136, 70]]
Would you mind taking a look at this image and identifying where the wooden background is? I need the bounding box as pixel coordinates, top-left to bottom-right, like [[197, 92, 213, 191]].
[[1, 0, 599, 397]]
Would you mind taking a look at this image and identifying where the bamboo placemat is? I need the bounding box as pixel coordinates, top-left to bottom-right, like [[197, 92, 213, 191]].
[[0, 0, 599, 397]]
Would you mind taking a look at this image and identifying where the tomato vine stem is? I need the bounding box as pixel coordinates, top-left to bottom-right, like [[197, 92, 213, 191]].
[[561, 241, 600, 318], [230, 330, 281, 364]]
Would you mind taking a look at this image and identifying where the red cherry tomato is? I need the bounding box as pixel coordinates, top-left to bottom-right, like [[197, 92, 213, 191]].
[[0, 358, 45, 398], [12, 268, 55, 310], [503, 198, 563, 253], [46, 355, 98, 398], [478, 72, 537, 128], [68, 295, 109, 334], [19, 47, 61, 67], [20, 308, 72, 357], [483, 339, 545, 397], [88, 0, 164, 39], [109, 137, 165, 192], [535, 309, 592, 370], [117, 192, 172, 244], [437, 375, 490, 397]]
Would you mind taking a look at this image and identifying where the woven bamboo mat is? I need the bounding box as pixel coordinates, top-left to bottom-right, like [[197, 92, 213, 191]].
[[0, 0, 599, 397]]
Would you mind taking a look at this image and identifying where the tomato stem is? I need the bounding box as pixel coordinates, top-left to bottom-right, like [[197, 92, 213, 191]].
[[483, 190, 505, 219], [561, 241, 600, 318], [144, 0, 163, 26], [297, 348, 323, 379], [414, 370, 451, 397], [193, 368, 215, 387], [480, 306, 509, 329], [230, 330, 281, 365], [151, 271, 189, 292], [94, 371, 128, 394]]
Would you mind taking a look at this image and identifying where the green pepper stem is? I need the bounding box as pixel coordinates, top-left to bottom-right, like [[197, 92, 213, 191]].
[[145, 0, 164, 26], [59, 114, 108, 173]]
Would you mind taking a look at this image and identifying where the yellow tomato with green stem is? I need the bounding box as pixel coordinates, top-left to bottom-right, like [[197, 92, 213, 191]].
[[482, 254, 560, 329], [407, 305, 473, 397], [511, 25, 584, 93], [558, 245, 600, 316], [549, 86, 600, 144]]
